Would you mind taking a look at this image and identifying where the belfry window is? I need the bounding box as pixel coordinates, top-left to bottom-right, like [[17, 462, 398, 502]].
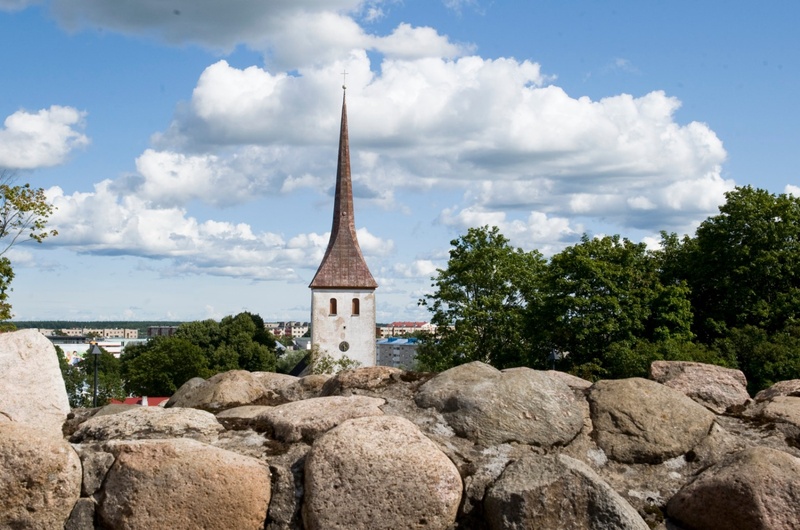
[[329, 298, 337, 315], [352, 298, 360, 316]]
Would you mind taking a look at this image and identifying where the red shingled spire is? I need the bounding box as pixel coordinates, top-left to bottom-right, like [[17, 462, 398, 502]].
[[309, 90, 378, 289]]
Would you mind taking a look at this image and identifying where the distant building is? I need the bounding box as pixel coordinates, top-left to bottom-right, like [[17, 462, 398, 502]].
[[376, 337, 420, 370], [269, 321, 309, 339], [378, 322, 436, 338], [37, 327, 139, 339], [147, 326, 178, 338]]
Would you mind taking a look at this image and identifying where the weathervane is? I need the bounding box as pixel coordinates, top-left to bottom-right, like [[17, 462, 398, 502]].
[[341, 70, 348, 91]]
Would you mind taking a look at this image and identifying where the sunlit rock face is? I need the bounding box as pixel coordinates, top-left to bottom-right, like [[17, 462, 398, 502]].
[[0, 329, 71, 435], [5, 336, 800, 530]]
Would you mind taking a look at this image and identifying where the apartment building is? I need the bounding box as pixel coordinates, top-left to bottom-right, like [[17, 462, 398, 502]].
[[377, 321, 436, 338], [269, 322, 310, 339], [376, 337, 420, 369]]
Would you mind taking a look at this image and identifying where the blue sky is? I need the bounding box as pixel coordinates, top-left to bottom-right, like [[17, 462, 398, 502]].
[[1, 0, 798, 323]]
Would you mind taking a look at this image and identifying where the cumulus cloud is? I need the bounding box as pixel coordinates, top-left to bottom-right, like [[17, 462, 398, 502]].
[[0, 106, 89, 169], [373, 23, 467, 59], [12, 0, 734, 290], [392, 259, 438, 279], [439, 206, 583, 256], [48, 0, 469, 70], [45, 180, 394, 281], [786, 184, 800, 197], [51, 0, 361, 51], [139, 47, 733, 261]]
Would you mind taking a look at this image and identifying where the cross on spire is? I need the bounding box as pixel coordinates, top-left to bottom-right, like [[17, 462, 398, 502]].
[[341, 70, 348, 90]]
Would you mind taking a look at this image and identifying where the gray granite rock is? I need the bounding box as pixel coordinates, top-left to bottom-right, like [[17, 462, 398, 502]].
[[588, 377, 715, 464], [416, 362, 584, 447], [303, 415, 462, 530]]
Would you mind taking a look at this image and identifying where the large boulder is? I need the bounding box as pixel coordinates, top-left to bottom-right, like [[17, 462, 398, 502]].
[[251, 371, 298, 405], [277, 374, 331, 402], [303, 415, 462, 530], [70, 406, 224, 442], [98, 438, 271, 530], [0, 422, 82, 529], [0, 329, 70, 435], [746, 395, 800, 445], [650, 360, 750, 413], [320, 366, 403, 396], [259, 395, 385, 442], [588, 377, 715, 463], [667, 446, 800, 530], [166, 370, 269, 413], [749, 395, 800, 426], [164, 376, 205, 406], [416, 362, 584, 447], [754, 379, 800, 402], [485, 453, 649, 530]]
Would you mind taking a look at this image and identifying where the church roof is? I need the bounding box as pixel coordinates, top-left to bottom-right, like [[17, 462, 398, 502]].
[[309, 91, 378, 290]]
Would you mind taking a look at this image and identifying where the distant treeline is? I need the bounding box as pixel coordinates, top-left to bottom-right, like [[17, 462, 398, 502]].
[[11, 321, 184, 335]]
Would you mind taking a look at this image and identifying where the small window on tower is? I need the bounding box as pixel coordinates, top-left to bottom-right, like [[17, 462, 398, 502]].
[[329, 298, 337, 316], [352, 298, 360, 316]]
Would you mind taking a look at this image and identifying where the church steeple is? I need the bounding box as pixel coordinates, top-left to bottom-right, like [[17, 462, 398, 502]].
[[309, 89, 378, 289]]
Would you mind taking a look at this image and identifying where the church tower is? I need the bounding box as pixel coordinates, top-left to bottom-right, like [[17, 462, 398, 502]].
[[309, 87, 378, 367]]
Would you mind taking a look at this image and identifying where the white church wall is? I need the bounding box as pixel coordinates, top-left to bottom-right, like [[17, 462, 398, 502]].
[[311, 289, 376, 367]]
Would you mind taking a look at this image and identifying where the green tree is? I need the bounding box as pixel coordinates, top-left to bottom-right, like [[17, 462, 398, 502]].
[[276, 349, 307, 374], [671, 186, 800, 340], [538, 234, 694, 379], [712, 325, 800, 394], [172, 313, 277, 373], [0, 170, 58, 320], [218, 312, 276, 372], [58, 345, 125, 407], [417, 226, 546, 371], [122, 336, 209, 396]]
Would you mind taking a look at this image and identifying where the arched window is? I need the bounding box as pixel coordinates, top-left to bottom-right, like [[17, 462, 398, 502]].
[[352, 298, 360, 316], [329, 298, 337, 315]]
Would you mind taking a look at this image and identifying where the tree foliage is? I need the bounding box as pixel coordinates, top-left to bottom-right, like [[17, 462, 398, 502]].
[[120, 311, 277, 396], [666, 186, 800, 340], [57, 345, 125, 408], [0, 170, 58, 320], [419, 187, 800, 390], [123, 337, 209, 397], [536, 234, 695, 378], [416, 226, 545, 371]]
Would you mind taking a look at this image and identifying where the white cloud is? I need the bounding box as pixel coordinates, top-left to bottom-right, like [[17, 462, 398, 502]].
[[392, 259, 438, 279], [0, 106, 89, 169], [786, 184, 800, 197], [45, 181, 393, 281], [438, 206, 582, 256], [373, 23, 467, 59], [131, 148, 287, 208], [48, 1, 469, 71], [20, 1, 735, 288], [51, 0, 364, 52]]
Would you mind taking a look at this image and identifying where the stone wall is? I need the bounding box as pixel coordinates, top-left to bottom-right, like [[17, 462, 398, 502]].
[[2, 329, 800, 529]]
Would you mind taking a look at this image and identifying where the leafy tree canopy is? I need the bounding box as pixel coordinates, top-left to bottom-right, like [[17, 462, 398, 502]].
[[667, 186, 800, 340], [120, 311, 277, 396], [57, 345, 125, 408], [416, 225, 546, 371], [0, 170, 58, 320]]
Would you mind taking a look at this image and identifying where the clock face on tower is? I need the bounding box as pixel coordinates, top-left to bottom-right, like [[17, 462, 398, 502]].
[[339, 341, 350, 352]]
